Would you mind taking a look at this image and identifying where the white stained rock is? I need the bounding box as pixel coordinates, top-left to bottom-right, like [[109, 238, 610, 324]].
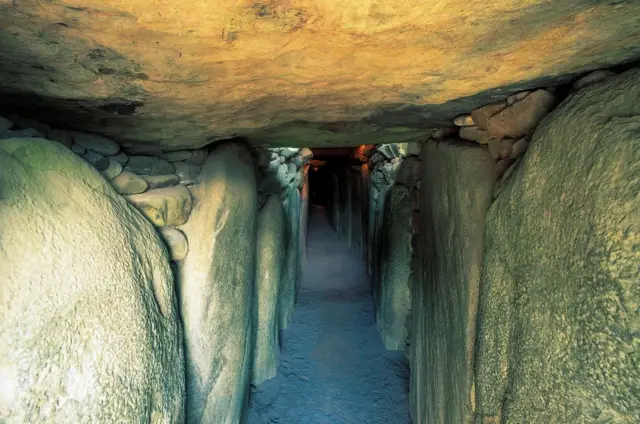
[[158, 226, 189, 261], [111, 171, 149, 195], [0, 137, 185, 423], [126, 186, 192, 227]]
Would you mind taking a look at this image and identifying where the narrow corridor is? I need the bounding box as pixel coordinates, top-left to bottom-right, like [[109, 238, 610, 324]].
[[248, 206, 411, 424]]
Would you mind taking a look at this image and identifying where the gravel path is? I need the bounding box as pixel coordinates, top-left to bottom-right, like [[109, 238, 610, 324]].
[[247, 207, 411, 424]]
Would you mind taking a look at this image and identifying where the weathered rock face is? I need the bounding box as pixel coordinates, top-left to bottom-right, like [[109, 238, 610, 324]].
[[377, 185, 412, 351], [177, 142, 257, 424], [252, 195, 286, 385], [0, 138, 185, 422], [411, 140, 494, 424], [475, 70, 640, 422], [279, 186, 301, 329], [1, 1, 639, 150]]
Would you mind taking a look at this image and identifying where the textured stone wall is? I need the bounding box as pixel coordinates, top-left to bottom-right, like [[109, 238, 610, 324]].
[[0, 115, 203, 262], [411, 140, 495, 424], [475, 69, 639, 423], [0, 118, 311, 422], [357, 67, 637, 423], [0, 138, 185, 422]]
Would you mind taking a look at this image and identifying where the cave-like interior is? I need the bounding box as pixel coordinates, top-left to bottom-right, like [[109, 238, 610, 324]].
[[1, 1, 639, 423]]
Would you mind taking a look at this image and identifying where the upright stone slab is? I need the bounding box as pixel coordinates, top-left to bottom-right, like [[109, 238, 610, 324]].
[[411, 139, 494, 424], [299, 165, 310, 272], [377, 185, 412, 351], [177, 142, 258, 424], [475, 69, 640, 423], [252, 195, 286, 385], [338, 170, 352, 245], [350, 169, 364, 256], [279, 187, 301, 329], [331, 174, 341, 233], [0, 138, 185, 423]]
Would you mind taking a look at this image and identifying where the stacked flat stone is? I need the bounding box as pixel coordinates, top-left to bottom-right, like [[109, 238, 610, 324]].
[[447, 68, 617, 192], [0, 115, 207, 262], [255, 147, 312, 208]]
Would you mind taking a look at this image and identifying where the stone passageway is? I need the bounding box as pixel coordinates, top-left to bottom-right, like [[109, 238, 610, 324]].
[[248, 206, 411, 424]]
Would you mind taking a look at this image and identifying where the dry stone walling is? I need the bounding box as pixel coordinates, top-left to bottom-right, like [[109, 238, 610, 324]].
[[330, 67, 639, 423], [0, 115, 311, 423]]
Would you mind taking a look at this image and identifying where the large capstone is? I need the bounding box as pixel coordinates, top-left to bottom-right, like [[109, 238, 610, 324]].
[[377, 184, 412, 351], [411, 139, 494, 424], [177, 142, 258, 424], [0, 138, 185, 422], [252, 194, 286, 385], [475, 69, 640, 423]]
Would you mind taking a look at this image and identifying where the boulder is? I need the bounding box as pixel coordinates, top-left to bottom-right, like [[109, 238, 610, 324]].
[[71, 144, 85, 155], [252, 195, 286, 385], [475, 69, 640, 423], [377, 185, 412, 350], [125, 155, 175, 175], [459, 126, 493, 144], [0, 138, 184, 423], [486, 89, 556, 139], [573, 69, 616, 90], [158, 226, 189, 261], [82, 150, 109, 171], [71, 131, 120, 155], [126, 186, 192, 227], [279, 186, 301, 329], [160, 150, 193, 162], [143, 173, 181, 189], [185, 148, 207, 165], [499, 139, 514, 159], [471, 101, 507, 130], [410, 139, 494, 424], [505, 90, 530, 105], [487, 137, 502, 160], [177, 142, 257, 424], [279, 147, 299, 159], [509, 137, 529, 159], [101, 157, 123, 180], [111, 171, 149, 195], [174, 161, 202, 185], [111, 151, 129, 166], [47, 129, 73, 148]]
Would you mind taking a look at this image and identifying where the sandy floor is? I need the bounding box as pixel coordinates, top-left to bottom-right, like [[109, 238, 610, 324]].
[[247, 207, 411, 424]]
